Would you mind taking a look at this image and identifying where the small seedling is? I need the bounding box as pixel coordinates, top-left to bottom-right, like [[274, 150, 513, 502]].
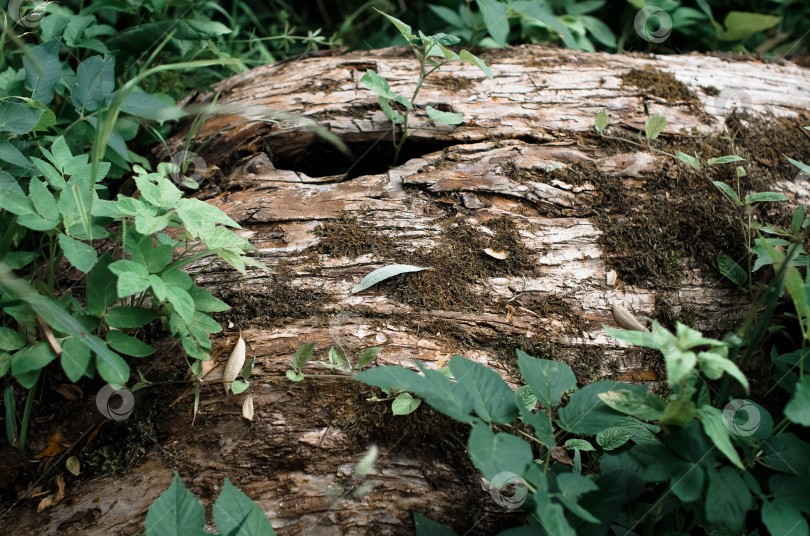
[[362, 9, 492, 165]]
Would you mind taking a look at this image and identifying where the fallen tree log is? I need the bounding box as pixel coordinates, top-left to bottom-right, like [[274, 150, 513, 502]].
[[3, 44, 809, 535]]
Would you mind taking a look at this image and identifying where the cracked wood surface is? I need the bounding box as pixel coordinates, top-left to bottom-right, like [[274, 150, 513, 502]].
[[4, 45, 809, 535]]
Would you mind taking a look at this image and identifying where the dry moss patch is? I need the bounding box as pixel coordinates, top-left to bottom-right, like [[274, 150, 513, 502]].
[[621, 66, 699, 104]]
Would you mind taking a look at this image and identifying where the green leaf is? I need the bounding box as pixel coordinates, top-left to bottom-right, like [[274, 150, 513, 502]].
[[785, 376, 810, 426], [187, 285, 229, 313], [105, 306, 157, 329], [598, 389, 665, 421], [770, 474, 810, 515], [698, 405, 743, 469], [175, 198, 240, 239], [676, 150, 702, 170], [106, 330, 155, 357], [425, 106, 463, 125], [71, 55, 115, 113], [555, 472, 600, 523], [0, 172, 34, 215], [373, 8, 417, 41], [761, 499, 809, 536], [413, 512, 457, 536], [166, 286, 195, 324], [351, 264, 431, 293], [285, 370, 305, 382], [788, 157, 810, 177], [0, 140, 33, 169], [0, 102, 44, 135], [61, 336, 91, 382], [476, 0, 509, 46], [762, 434, 810, 474], [11, 341, 55, 376], [120, 91, 186, 121], [594, 109, 609, 133], [533, 491, 576, 536], [558, 381, 648, 434], [86, 254, 117, 316], [449, 355, 518, 424], [596, 426, 631, 451], [517, 349, 576, 409], [23, 40, 61, 105], [0, 328, 26, 351], [707, 155, 744, 165], [144, 474, 205, 536], [644, 114, 667, 140], [212, 478, 275, 535], [719, 11, 781, 41], [745, 192, 789, 204], [28, 178, 58, 223], [356, 347, 382, 369], [515, 384, 537, 410], [57, 233, 98, 273], [230, 380, 249, 394], [705, 466, 751, 530], [467, 421, 533, 480], [717, 251, 747, 285], [292, 342, 316, 370], [697, 346, 748, 391], [328, 346, 351, 371], [392, 392, 421, 415], [516, 394, 555, 447], [640, 447, 705, 502], [458, 50, 493, 79]]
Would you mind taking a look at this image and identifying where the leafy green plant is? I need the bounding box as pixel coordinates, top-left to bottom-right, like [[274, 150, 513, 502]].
[[361, 9, 492, 165], [144, 475, 275, 536]]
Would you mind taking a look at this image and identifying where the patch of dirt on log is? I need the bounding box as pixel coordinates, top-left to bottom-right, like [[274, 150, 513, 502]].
[[621, 66, 699, 105]]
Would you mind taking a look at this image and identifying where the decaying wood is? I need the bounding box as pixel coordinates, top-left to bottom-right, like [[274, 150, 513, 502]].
[[3, 45, 809, 535]]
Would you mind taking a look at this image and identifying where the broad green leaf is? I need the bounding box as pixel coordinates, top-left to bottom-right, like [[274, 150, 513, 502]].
[[292, 342, 316, 370], [785, 376, 810, 426], [230, 380, 249, 394], [458, 50, 493, 79], [106, 330, 155, 357], [718, 11, 780, 41], [717, 251, 747, 285], [581, 15, 616, 48], [558, 381, 647, 434], [50, 136, 73, 170], [762, 433, 810, 474], [86, 254, 117, 316], [357, 347, 382, 369], [166, 286, 195, 324], [516, 393, 555, 447], [511, 0, 578, 49], [644, 114, 667, 140], [705, 466, 751, 530], [468, 421, 533, 480], [285, 370, 304, 382], [23, 40, 61, 105], [707, 155, 744, 165], [594, 109, 609, 133], [761, 500, 808, 536], [71, 55, 115, 113], [11, 341, 55, 376], [212, 479, 275, 536], [565, 438, 595, 451], [426, 106, 463, 125], [120, 91, 186, 121], [515, 384, 537, 410], [104, 306, 157, 329], [745, 191, 789, 204], [533, 492, 576, 536], [413, 512, 457, 535], [392, 392, 421, 415], [61, 336, 91, 382], [770, 474, 810, 515], [596, 426, 631, 451], [0, 327, 26, 351], [518, 350, 576, 408], [28, 178, 58, 223], [328, 346, 351, 371], [555, 472, 600, 523], [0, 140, 33, 169], [0, 102, 44, 135], [598, 389, 665, 421], [0, 172, 34, 215], [698, 405, 743, 469], [187, 285, 229, 313], [413, 362, 475, 423], [449, 354, 518, 423], [476, 0, 509, 46], [175, 198, 239, 239], [641, 447, 705, 502], [697, 346, 748, 391], [1, 252, 38, 270], [788, 157, 810, 177], [58, 234, 98, 273], [676, 150, 701, 170], [144, 474, 205, 536], [354, 365, 426, 392], [660, 396, 697, 428], [351, 264, 431, 293]]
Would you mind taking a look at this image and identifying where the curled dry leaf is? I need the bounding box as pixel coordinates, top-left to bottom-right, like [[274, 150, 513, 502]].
[[223, 336, 246, 395], [242, 394, 254, 421], [483, 248, 509, 260], [611, 302, 648, 332]]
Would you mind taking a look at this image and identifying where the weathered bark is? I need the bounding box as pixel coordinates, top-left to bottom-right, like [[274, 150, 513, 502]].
[[3, 45, 809, 535]]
